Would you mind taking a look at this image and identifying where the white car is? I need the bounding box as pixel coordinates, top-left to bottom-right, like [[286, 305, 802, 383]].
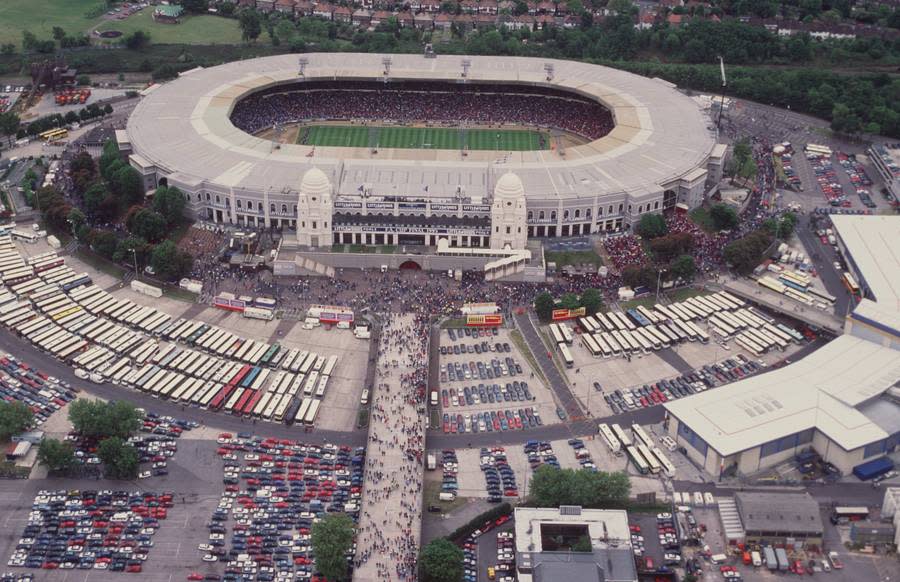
[[74, 368, 89, 380], [202, 554, 218, 562], [138, 471, 151, 479]]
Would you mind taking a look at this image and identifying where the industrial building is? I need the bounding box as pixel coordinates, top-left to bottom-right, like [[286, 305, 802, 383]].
[[513, 506, 638, 582], [664, 215, 900, 478], [735, 492, 824, 547], [880, 487, 900, 550]]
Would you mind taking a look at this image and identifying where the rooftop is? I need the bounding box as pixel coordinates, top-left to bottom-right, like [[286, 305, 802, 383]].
[[664, 334, 900, 456], [735, 492, 823, 535], [126, 53, 716, 202]]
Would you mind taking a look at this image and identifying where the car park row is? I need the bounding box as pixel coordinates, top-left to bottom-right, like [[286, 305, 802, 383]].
[[0, 238, 339, 427], [210, 434, 365, 580], [836, 151, 877, 208], [480, 447, 519, 502], [0, 353, 77, 426], [442, 406, 543, 434], [437, 450, 459, 502], [7, 489, 173, 573]]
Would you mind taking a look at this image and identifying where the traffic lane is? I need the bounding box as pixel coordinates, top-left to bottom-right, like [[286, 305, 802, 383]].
[[797, 216, 850, 316], [477, 520, 514, 582], [513, 312, 583, 420], [0, 328, 368, 447]]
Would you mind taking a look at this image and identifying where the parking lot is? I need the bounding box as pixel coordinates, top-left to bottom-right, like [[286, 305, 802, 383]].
[[437, 327, 561, 434]]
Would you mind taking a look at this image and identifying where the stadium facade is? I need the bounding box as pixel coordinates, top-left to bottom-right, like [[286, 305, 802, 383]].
[[126, 53, 725, 275]]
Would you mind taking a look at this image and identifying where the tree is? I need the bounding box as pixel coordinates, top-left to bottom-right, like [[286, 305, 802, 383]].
[[110, 165, 144, 206], [150, 240, 193, 280], [113, 236, 150, 267], [151, 186, 186, 226], [709, 204, 739, 231], [97, 437, 140, 480], [310, 513, 355, 582], [68, 399, 142, 440], [0, 111, 20, 147], [572, 536, 592, 552], [125, 30, 151, 51], [530, 465, 572, 507], [77, 75, 91, 86], [275, 19, 297, 44], [239, 10, 262, 43], [67, 208, 86, 231], [419, 539, 464, 582], [559, 292, 580, 310], [534, 292, 555, 323], [37, 438, 76, 473], [82, 182, 109, 216], [181, 0, 209, 13], [52, 27, 66, 41], [579, 288, 603, 314], [723, 229, 773, 274], [0, 44, 15, 55], [99, 139, 121, 180], [92, 230, 119, 259], [0, 401, 33, 440], [130, 209, 167, 242], [607, 0, 635, 14], [636, 213, 667, 239], [670, 254, 696, 281]]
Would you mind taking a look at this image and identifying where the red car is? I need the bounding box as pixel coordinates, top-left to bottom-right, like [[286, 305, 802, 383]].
[[187, 574, 204, 581]]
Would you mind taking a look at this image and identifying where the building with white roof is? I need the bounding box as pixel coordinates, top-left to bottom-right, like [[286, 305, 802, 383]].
[[125, 53, 723, 273], [513, 506, 637, 582], [664, 215, 900, 477]]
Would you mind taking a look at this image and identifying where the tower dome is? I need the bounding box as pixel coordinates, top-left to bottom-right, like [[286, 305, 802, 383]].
[[494, 172, 524, 199], [300, 167, 331, 198]]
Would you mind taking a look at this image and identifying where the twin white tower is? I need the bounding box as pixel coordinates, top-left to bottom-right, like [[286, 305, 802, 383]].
[[295, 167, 528, 252]]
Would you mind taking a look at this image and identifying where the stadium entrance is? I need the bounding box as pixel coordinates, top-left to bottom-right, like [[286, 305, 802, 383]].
[[399, 260, 422, 270]]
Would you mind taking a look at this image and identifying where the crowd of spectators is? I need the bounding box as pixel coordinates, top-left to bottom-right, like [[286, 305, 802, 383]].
[[230, 84, 614, 141], [602, 234, 648, 272]]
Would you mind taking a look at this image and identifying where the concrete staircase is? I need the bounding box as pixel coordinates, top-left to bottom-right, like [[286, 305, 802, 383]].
[[716, 496, 746, 543]]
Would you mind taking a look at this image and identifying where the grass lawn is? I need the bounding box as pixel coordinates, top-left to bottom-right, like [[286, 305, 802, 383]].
[[0, 0, 106, 46], [666, 287, 709, 302], [440, 317, 467, 329], [689, 207, 716, 233], [545, 249, 603, 268], [509, 329, 549, 387], [95, 11, 246, 45], [74, 248, 125, 278], [298, 125, 549, 151], [423, 478, 467, 514], [618, 296, 657, 310], [161, 284, 198, 303]]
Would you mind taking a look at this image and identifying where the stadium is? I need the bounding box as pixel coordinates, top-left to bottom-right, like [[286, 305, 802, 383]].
[[125, 53, 726, 277]]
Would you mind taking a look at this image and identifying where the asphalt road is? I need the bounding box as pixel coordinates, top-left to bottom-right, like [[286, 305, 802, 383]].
[[512, 312, 584, 420]]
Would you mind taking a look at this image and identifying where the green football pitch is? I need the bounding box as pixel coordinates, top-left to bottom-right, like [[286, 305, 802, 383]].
[[296, 125, 550, 151]]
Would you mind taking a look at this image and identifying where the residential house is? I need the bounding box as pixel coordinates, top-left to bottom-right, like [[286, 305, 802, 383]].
[[237, 0, 256, 9], [333, 6, 353, 22], [666, 13, 683, 26], [294, 0, 313, 16], [256, 0, 276, 13], [414, 11, 434, 28], [370, 10, 394, 26], [434, 12, 454, 30], [451, 13, 475, 31], [313, 3, 335, 18], [353, 8, 373, 26], [636, 10, 656, 30], [396, 10, 415, 27], [474, 13, 497, 28], [274, 0, 295, 15]]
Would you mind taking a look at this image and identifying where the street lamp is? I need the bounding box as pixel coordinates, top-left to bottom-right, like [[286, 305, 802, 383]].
[[67, 218, 77, 250], [655, 269, 668, 302], [130, 248, 139, 278]]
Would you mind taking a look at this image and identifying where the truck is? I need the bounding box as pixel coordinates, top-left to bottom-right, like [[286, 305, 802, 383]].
[[775, 548, 789, 571], [430, 390, 438, 406], [439, 492, 456, 502], [852, 456, 894, 481], [750, 551, 762, 567], [426, 454, 437, 471], [763, 547, 777, 571]]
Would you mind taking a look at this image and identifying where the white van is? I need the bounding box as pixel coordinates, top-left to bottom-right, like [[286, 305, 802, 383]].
[[336, 321, 350, 330]]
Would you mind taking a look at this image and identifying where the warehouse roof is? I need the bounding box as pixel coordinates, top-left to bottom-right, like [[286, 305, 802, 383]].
[[664, 335, 900, 456], [736, 492, 823, 535]]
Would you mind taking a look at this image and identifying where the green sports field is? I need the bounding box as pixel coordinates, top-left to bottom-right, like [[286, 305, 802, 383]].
[[296, 125, 550, 151]]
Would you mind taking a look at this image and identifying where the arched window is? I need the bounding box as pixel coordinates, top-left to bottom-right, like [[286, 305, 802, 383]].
[[586, 208, 592, 219], [247, 201, 253, 210], [608, 205, 613, 215], [563, 210, 569, 220], [236, 200, 242, 209], [270, 203, 276, 213], [197, 193, 202, 201], [205, 193, 211, 201], [215, 195, 220, 204], [654, 201, 659, 210], [527, 211, 533, 220], [618, 203, 624, 213], [281, 204, 287, 214], [539, 211, 545, 220], [550, 210, 557, 221], [293, 204, 298, 214]]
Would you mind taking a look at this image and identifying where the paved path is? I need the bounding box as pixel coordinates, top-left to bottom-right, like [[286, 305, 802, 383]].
[[354, 315, 425, 581], [512, 311, 584, 420]]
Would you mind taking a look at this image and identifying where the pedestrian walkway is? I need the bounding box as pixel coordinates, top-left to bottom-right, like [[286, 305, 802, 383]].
[[512, 312, 584, 420], [354, 314, 425, 581]]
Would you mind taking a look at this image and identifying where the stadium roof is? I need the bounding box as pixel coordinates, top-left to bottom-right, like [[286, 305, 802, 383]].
[[664, 335, 900, 456], [126, 53, 716, 202]]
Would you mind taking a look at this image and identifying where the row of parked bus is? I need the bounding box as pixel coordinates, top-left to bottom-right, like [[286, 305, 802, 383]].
[[597, 422, 676, 478], [0, 237, 341, 427]]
